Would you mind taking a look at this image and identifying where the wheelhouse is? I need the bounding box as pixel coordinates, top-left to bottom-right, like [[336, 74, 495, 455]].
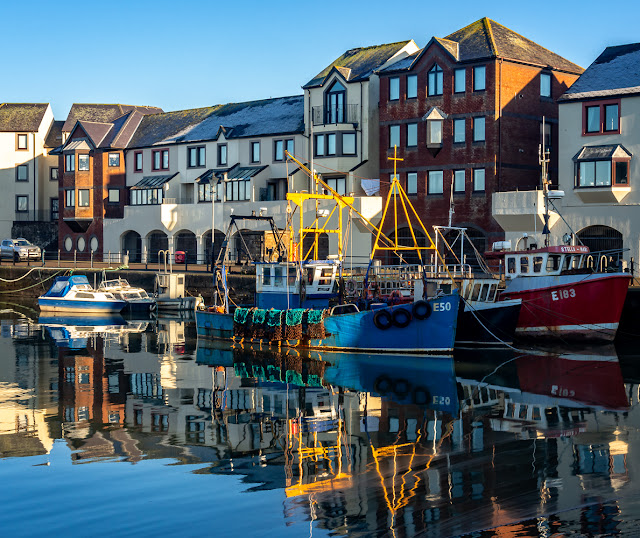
[[497, 246, 591, 279]]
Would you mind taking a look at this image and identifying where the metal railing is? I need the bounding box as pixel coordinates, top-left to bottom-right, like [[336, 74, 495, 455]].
[[312, 104, 359, 126]]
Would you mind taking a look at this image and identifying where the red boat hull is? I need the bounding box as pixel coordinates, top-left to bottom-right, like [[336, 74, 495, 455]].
[[500, 273, 630, 341]]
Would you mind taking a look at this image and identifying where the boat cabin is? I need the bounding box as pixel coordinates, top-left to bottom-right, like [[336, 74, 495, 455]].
[[255, 261, 339, 309], [489, 245, 591, 279]]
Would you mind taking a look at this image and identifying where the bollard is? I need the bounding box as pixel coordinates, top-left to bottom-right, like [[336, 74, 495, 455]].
[[42, 250, 45, 267], [91, 250, 94, 268], [74, 250, 77, 268]]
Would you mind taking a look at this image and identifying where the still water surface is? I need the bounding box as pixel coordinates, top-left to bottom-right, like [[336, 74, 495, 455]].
[[1, 302, 640, 537]]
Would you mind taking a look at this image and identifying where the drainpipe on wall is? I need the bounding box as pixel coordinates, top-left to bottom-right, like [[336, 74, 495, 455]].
[[33, 132, 37, 221], [498, 58, 503, 193]]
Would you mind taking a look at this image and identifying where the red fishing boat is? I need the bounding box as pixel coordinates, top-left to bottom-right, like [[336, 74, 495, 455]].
[[487, 243, 630, 341]]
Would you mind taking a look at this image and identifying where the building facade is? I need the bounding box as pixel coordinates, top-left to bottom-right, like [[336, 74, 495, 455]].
[[377, 18, 583, 261]]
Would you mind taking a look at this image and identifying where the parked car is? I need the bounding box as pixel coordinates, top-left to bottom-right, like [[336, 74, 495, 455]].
[[0, 238, 42, 260]]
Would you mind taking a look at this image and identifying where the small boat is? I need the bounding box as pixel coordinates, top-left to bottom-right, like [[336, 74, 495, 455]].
[[38, 275, 126, 313], [97, 276, 157, 313]]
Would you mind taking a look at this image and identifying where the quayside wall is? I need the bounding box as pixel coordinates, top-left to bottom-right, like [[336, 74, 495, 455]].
[[0, 266, 255, 304]]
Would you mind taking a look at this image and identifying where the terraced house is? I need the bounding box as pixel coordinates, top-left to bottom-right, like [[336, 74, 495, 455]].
[[377, 18, 583, 260], [0, 103, 59, 244], [54, 104, 163, 259], [103, 96, 308, 264]]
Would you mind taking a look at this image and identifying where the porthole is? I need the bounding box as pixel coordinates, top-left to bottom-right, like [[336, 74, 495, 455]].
[[64, 236, 73, 252], [90, 236, 99, 252], [77, 236, 86, 252]]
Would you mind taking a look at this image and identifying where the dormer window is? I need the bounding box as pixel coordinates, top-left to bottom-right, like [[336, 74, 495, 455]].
[[423, 107, 447, 151], [427, 64, 443, 96], [325, 80, 346, 123]]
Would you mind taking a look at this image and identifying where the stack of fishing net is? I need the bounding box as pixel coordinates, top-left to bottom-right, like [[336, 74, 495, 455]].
[[266, 309, 284, 341], [233, 307, 251, 338], [305, 309, 326, 339], [285, 309, 305, 340], [250, 309, 266, 339]]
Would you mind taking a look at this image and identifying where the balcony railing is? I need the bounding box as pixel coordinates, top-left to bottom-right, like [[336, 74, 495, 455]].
[[162, 196, 194, 205], [312, 104, 359, 126]]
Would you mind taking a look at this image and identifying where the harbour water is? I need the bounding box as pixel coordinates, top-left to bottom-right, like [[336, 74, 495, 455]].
[[2, 301, 640, 537]]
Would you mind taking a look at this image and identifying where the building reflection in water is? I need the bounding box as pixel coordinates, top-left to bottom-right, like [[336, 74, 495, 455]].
[[0, 306, 637, 536]]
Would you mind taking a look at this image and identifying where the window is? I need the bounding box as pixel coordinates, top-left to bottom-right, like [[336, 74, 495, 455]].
[[407, 172, 417, 194], [16, 164, 28, 181], [428, 170, 443, 194], [153, 149, 169, 170], [65, 189, 75, 207], [583, 101, 620, 135], [274, 140, 284, 161], [108, 153, 120, 167], [325, 177, 346, 195], [454, 69, 466, 93], [327, 134, 336, 155], [251, 141, 260, 163], [108, 189, 120, 203], [134, 151, 143, 172], [50, 167, 58, 181], [540, 73, 551, 98], [427, 120, 442, 145], [578, 161, 611, 187], [315, 134, 325, 156], [131, 188, 163, 205], [473, 117, 485, 142], [198, 182, 214, 202], [428, 64, 443, 96], [78, 154, 90, 171], [16, 195, 28, 212], [50, 198, 59, 221], [407, 123, 417, 147], [454, 170, 465, 193], [453, 118, 465, 143], [473, 168, 485, 192], [342, 133, 356, 154], [389, 77, 400, 100], [187, 146, 206, 168], [17, 133, 28, 150], [78, 189, 90, 207], [615, 161, 629, 185], [217, 144, 227, 166], [389, 125, 400, 148], [473, 66, 486, 91], [224, 179, 251, 201], [65, 154, 75, 172], [326, 80, 346, 123], [407, 75, 417, 99], [286, 139, 294, 157]]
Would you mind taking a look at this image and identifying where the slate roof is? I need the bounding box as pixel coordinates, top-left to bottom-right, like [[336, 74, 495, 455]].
[[44, 120, 64, 148], [380, 18, 583, 75], [0, 103, 49, 132], [573, 144, 632, 161], [62, 104, 163, 133], [303, 41, 414, 88], [128, 95, 304, 149], [559, 43, 640, 101], [77, 121, 114, 148]]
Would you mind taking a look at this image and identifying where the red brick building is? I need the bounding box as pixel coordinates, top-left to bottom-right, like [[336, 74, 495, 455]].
[[55, 105, 162, 259], [377, 18, 583, 260]]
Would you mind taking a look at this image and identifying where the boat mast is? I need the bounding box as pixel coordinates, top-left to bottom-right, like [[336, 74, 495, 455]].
[[539, 116, 551, 248]]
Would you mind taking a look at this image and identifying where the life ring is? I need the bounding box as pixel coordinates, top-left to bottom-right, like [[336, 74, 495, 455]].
[[392, 307, 412, 328], [345, 279, 357, 296], [411, 386, 431, 405], [373, 309, 393, 330], [393, 378, 410, 399], [374, 375, 392, 394], [412, 300, 431, 320]]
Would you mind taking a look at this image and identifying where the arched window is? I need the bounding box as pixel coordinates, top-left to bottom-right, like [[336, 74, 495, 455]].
[[428, 64, 443, 96], [325, 80, 346, 123], [577, 225, 623, 264], [389, 227, 427, 265]]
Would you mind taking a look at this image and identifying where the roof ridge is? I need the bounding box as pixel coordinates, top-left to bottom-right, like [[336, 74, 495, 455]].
[[345, 40, 411, 53], [483, 18, 499, 56]]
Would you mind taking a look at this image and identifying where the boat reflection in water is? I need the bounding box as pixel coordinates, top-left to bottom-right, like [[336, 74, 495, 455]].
[[0, 307, 637, 537]]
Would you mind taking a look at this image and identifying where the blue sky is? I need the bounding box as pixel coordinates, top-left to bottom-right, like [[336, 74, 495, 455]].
[[2, 0, 638, 119]]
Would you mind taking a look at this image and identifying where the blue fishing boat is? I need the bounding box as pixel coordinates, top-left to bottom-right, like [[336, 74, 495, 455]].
[[38, 275, 126, 313], [195, 148, 460, 354]]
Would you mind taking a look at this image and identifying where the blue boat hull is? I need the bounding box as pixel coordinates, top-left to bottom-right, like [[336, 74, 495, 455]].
[[38, 297, 126, 313], [196, 293, 459, 354]]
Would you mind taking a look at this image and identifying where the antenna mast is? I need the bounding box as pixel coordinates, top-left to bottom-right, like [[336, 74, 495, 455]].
[[539, 116, 551, 247]]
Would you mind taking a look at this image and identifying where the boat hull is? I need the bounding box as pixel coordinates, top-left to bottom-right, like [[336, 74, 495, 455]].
[[456, 299, 521, 347], [196, 293, 459, 354], [501, 273, 630, 342], [38, 297, 126, 313]]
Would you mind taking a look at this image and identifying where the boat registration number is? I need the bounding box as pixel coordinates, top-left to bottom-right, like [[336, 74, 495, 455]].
[[433, 302, 452, 312], [551, 288, 576, 301], [432, 395, 451, 405]]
